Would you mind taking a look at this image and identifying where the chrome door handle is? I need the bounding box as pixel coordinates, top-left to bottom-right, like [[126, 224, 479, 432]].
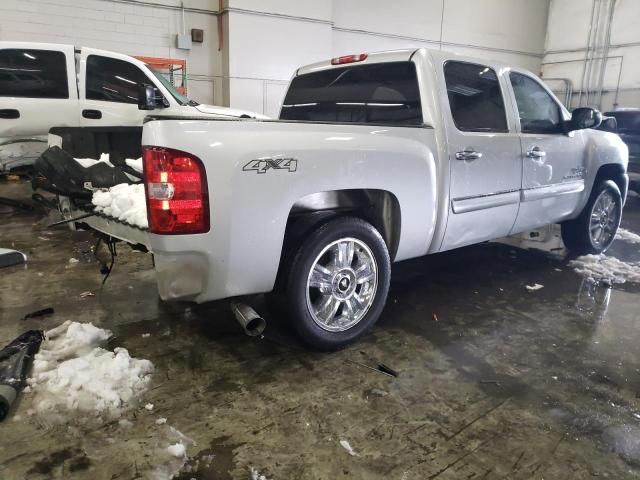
[[526, 146, 546, 158], [455, 148, 483, 161]]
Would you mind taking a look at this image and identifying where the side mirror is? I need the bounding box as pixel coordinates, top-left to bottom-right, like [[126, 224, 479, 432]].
[[138, 84, 156, 111], [570, 107, 602, 131]]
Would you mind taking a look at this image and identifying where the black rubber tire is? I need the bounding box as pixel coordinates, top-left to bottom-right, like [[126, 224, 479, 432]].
[[561, 179, 622, 255], [282, 216, 391, 351]]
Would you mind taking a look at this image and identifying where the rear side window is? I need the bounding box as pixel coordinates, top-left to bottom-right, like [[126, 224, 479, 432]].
[[0, 49, 68, 99], [86, 55, 150, 104], [444, 61, 508, 133], [280, 62, 423, 126]]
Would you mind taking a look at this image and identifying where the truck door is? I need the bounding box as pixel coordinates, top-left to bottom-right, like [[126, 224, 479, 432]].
[[507, 71, 587, 233], [0, 43, 78, 142], [440, 61, 522, 250], [78, 49, 158, 127]]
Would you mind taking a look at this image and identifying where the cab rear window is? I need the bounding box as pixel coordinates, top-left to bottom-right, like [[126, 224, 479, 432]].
[[280, 61, 423, 126]]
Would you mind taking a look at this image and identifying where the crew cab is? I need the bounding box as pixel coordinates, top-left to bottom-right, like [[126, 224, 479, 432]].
[[52, 48, 630, 350], [0, 41, 265, 172]]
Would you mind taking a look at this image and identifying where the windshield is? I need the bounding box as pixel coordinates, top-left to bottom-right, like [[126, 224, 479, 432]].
[[148, 67, 197, 106]]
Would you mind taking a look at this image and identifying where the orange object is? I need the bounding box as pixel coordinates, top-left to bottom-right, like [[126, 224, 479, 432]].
[[133, 56, 188, 95]]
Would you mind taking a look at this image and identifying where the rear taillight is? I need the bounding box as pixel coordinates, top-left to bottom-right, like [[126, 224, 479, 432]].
[[331, 53, 368, 65], [142, 146, 209, 234]]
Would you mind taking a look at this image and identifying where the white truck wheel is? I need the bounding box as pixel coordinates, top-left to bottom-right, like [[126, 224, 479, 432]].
[[283, 216, 390, 350], [561, 179, 622, 255]]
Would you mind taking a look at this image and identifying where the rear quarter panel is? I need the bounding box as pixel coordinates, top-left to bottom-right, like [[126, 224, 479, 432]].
[[143, 119, 438, 302]]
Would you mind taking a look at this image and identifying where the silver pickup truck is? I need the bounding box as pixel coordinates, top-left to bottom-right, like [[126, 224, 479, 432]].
[[60, 48, 630, 349]]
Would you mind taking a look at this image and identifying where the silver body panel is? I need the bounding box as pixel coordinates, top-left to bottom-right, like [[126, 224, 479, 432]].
[[141, 48, 628, 303]]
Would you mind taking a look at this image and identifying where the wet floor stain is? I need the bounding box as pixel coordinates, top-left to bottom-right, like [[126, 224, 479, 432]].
[[174, 436, 245, 480], [27, 447, 91, 476]]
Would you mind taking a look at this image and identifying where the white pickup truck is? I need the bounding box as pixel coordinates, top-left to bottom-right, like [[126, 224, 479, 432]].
[[0, 41, 264, 172], [54, 48, 629, 350]]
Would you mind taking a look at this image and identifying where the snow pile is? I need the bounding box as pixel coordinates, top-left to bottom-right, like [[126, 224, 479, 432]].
[[525, 283, 544, 291], [570, 254, 640, 284], [27, 321, 153, 419], [616, 228, 640, 244], [92, 183, 148, 228]]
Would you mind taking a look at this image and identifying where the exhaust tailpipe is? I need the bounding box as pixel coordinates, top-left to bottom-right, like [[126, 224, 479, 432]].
[[230, 301, 266, 337]]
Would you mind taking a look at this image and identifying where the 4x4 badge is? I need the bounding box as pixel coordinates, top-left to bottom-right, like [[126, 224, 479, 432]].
[[242, 157, 297, 174]]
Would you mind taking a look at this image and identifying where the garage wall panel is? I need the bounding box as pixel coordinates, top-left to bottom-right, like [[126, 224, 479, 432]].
[[442, 0, 548, 54], [542, 0, 640, 110], [333, 0, 443, 41], [225, 0, 549, 115], [230, 0, 332, 21]]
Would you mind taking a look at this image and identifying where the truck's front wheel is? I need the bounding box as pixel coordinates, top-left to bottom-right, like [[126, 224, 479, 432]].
[[561, 179, 622, 255], [283, 217, 390, 350]]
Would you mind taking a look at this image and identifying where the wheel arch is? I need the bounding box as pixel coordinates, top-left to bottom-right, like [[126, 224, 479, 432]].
[[284, 189, 402, 261], [594, 163, 628, 203]]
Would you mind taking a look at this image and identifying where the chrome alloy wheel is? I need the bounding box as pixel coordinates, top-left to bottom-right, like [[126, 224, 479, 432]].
[[589, 190, 619, 248], [305, 237, 378, 332]]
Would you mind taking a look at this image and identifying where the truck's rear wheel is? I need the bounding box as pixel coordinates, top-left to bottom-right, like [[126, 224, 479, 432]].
[[561, 179, 622, 255], [283, 217, 390, 350]]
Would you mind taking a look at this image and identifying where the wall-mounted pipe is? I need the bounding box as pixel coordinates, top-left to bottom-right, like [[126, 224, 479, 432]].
[[542, 55, 624, 110], [595, 0, 616, 109], [584, 0, 605, 106], [577, 0, 598, 106]]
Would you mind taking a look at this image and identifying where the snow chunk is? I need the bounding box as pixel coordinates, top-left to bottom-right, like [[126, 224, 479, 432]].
[[145, 403, 154, 411], [167, 442, 186, 458], [340, 439, 358, 456], [74, 153, 142, 176], [616, 228, 640, 244], [27, 321, 153, 419], [570, 254, 640, 284], [92, 183, 148, 229], [525, 283, 544, 291], [126, 157, 143, 173], [156, 417, 167, 425]]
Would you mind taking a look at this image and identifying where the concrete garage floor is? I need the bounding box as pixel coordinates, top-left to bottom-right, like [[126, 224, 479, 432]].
[[1, 179, 640, 480]]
